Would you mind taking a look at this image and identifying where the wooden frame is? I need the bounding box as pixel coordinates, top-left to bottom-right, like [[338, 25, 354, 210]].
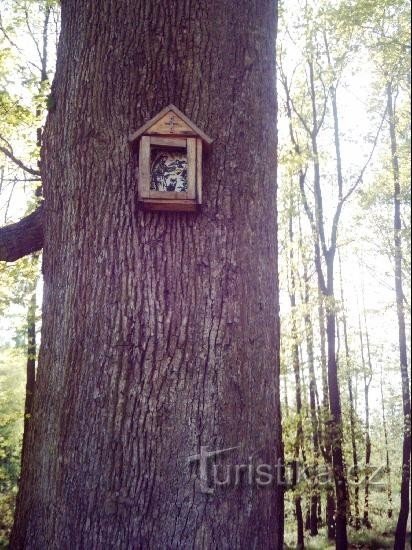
[[129, 104, 213, 147], [138, 136, 199, 211], [131, 105, 212, 212]]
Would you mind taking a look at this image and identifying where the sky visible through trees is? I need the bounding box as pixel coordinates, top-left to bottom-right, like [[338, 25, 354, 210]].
[[0, 0, 410, 548], [278, 0, 407, 422]]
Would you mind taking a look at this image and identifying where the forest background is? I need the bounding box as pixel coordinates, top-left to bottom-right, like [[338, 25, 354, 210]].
[[0, 0, 410, 548]]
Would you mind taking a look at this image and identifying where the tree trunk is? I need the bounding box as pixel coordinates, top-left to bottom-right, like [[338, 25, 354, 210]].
[[295, 497, 305, 550], [379, 363, 393, 519], [360, 308, 372, 529], [338, 252, 360, 530], [387, 81, 411, 550], [288, 204, 305, 550], [283, 373, 290, 418], [20, 0, 49, 470], [323, 54, 349, 549], [302, 249, 319, 537], [11, 1, 283, 548], [325, 261, 348, 550], [21, 289, 37, 465], [318, 296, 336, 540], [347, 374, 360, 528]]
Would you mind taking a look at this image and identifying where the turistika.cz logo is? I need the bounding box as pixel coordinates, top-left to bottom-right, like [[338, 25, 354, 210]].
[[188, 445, 386, 494]]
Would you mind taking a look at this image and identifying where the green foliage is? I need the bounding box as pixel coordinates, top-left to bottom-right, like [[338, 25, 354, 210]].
[[0, 347, 25, 546], [284, 512, 407, 549], [279, 0, 410, 547], [349, 528, 395, 549], [332, 0, 411, 82], [0, 5, 52, 544], [0, 255, 38, 314], [0, 91, 34, 134]]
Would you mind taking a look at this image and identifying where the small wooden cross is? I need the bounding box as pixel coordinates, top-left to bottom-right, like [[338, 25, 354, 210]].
[[165, 114, 177, 133]]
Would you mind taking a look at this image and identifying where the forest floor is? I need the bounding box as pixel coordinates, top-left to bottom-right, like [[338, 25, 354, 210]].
[[284, 525, 411, 549]]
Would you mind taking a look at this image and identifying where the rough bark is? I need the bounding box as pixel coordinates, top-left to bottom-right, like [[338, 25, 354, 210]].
[[0, 206, 43, 261], [11, 1, 283, 549]]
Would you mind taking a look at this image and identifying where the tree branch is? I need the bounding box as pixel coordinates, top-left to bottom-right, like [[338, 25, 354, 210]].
[[329, 104, 388, 256], [0, 13, 42, 74], [0, 205, 44, 261], [280, 61, 327, 294], [341, 105, 387, 204], [24, 8, 44, 67], [0, 140, 41, 177]]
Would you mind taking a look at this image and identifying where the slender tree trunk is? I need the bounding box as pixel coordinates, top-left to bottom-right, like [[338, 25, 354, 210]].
[[347, 375, 360, 528], [21, 289, 37, 465], [306, 339, 320, 537], [319, 299, 329, 419], [338, 252, 360, 530], [324, 44, 351, 547], [11, 2, 283, 548], [288, 205, 305, 550], [325, 260, 348, 550], [309, 53, 344, 541], [321, 46, 349, 546], [283, 372, 290, 418], [35, 2, 50, 191], [360, 307, 372, 529], [21, 2, 50, 468], [302, 251, 320, 536], [280, 62, 331, 540], [318, 296, 329, 443], [379, 363, 393, 519], [387, 81, 411, 550], [358, 315, 370, 528], [318, 296, 336, 540], [295, 497, 305, 550]]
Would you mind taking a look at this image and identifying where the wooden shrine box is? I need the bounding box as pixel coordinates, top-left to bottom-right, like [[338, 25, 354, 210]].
[[129, 105, 213, 212]]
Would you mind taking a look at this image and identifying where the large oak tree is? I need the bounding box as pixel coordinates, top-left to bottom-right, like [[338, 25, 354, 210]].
[[1, 1, 283, 548]]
